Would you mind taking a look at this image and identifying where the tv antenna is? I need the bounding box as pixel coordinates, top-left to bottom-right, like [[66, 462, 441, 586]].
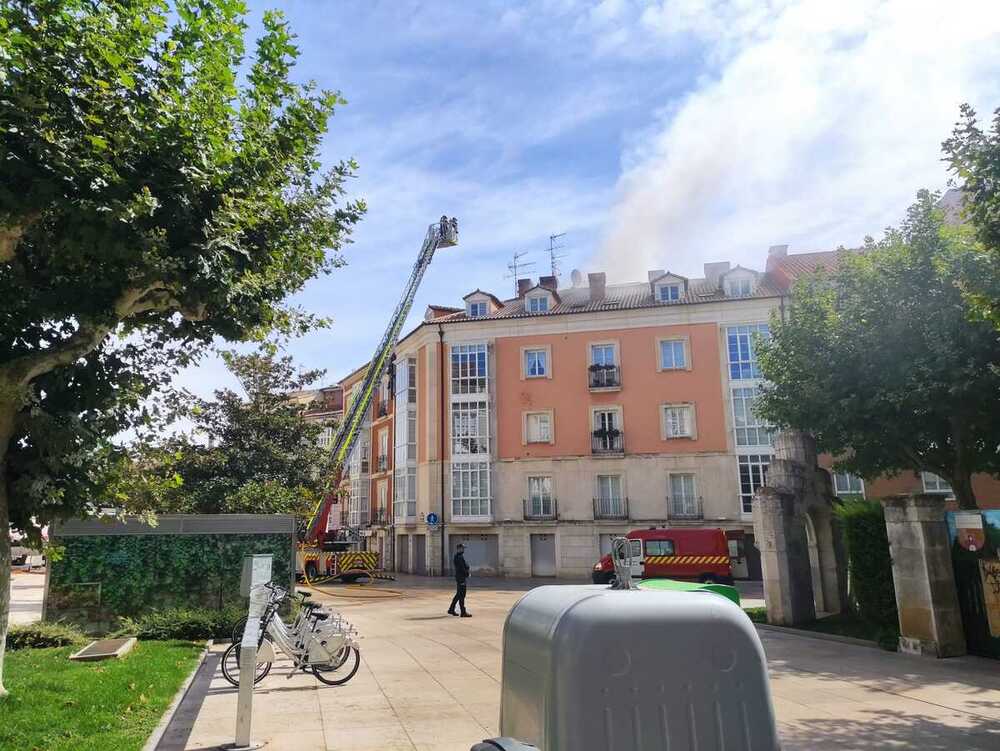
[[548, 232, 567, 280], [505, 250, 536, 296]]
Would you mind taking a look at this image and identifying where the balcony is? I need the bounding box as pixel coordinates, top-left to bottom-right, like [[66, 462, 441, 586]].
[[593, 496, 630, 520], [523, 497, 558, 521], [375, 399, 389, 419], [669, 497, 703, 521], [377, 455, 389, 473], [588, 364, 621, 390], [591, 429, 624, 455], [371, 506, 388, 526]]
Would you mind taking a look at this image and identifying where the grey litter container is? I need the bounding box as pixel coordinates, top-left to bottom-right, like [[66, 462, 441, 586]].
[[489, 584, 780, 751]]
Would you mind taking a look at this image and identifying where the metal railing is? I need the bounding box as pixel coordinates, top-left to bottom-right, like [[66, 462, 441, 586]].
[[523, 497, 558, 521], [591, 430, 624, 454], [669, 497, 703, 520], [588, 364, 621, 389], [375, 399, 389, 418], [370, 507, 388, 526], [593, 496, 629, 520], [377, 455, 389, 472]]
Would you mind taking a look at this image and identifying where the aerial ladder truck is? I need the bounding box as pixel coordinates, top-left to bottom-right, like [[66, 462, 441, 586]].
[[297, 216, 458, 582]]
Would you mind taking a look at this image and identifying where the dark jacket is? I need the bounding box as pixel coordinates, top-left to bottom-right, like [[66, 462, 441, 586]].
[[453, 551, 470, 583]]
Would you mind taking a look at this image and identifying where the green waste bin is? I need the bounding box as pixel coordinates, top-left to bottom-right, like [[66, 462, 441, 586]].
[[638, 578, 741, 606]]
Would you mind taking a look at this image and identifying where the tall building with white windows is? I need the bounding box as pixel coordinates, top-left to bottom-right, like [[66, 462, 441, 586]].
[[337, 246, 1000, 578]]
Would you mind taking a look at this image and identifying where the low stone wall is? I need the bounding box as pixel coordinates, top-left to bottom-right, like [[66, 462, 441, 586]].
[[46, 514, 295, 631]]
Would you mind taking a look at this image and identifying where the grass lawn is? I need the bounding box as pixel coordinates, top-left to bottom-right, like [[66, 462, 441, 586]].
[[0, 640, 203, 751], [744, 607, 888, 645]]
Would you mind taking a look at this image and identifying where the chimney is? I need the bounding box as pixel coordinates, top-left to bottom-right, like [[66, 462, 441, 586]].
[[570, 269, 584, 287], [766, 244, 789, 271], [539, 275, 557, 291], [703, 262, 731, 286], [647, 269, 666, 282], [588, 272, 606, 302], [517, 278, 533, 297]]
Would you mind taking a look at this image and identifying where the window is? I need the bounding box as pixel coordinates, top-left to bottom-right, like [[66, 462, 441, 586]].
[[645, 539, 675, 556], [659, 339, 686, 370], [451, 343, 488, 395], [922, 472, 953, 494], [726, 324, 769, 380], [378, 430, 388, 459], [596, 474, 623, 516], [591, 343, 616, 366], [452, 401, 489, 455], [738, 454, 770, 514], [452, 461, 490, 517], [527, 475, 553, 517], [833, 472, 865, 497], [726, 278, 752, 297], [525, 412, 552, 444], [317, 426, 334, 449], [662, 405, 693, 439], [524, 348, 547, 378], [393, 466, 416, 518], [657, 284, 681, 302], [377, 480, 388, 508], [592, 408, 622, 452], [669, 473, 699, 517], [731, 386, 773, 447], [468, 301, 487, 318], [527, 295, 549, 313], [407, 357, 417, 403]]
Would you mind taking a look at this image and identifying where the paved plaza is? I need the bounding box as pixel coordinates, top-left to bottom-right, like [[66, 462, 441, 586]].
[[8, 569, 44, 625], [157, 576, 1000, 751]]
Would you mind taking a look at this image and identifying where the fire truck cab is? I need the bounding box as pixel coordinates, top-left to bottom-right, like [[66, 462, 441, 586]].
[[591, 527, 733, 585]]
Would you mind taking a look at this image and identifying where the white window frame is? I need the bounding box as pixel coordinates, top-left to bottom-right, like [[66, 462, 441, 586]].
[[833, 472, 865, 497], [731, 385, 773, 449], [921, 471, 953, 495], [452, 400, 490, 456], [656, 337, 690, 371], [527, 475, 554, 518], [521, 346, 551, 379], [738, 454, 770, 515], [450, 343, 489, 396], [595, 473, 625, 517], [590, 341, 618, 366], [661, 403, 696, 440], [726, 323, 769, 381], [393, 466, 416, 519], [668, 472, 698, 517], [726, 277, 753, 297], [526, 294, 549, 313], [467, 301, 487, 318], [451, 461, 491, 519], [657, 283, 681, 302], [523, 410, 554, 445]]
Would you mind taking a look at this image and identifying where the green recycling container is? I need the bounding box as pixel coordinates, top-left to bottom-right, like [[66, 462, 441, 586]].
[[638, 577, 741, 606]]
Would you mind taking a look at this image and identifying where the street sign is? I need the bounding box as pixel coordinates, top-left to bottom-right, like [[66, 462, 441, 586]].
[[426, 512, 439, 526]]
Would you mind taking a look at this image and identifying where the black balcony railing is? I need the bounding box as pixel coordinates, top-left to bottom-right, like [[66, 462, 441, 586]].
[[591, 429, 624, 454], [588, 364, 621, 389], [523, 497, 558, 521], [669, 497, 703, 520], [593, 496, 629, 520], [371, 506, 388, 526], [375, 399, 389, 418], [377, 455, 389, 472]]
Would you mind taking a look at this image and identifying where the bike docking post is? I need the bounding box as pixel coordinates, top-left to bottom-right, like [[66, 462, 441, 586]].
[[229, 554, 273, 751]]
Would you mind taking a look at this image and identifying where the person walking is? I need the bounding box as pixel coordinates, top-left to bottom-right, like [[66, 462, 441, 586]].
[[448, 543, 471, 617]]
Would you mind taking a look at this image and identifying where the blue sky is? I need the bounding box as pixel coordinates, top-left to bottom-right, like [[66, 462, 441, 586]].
[[178, 0, 1000, 397]]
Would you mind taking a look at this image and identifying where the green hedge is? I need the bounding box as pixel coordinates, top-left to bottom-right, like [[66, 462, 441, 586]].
[[47, 533, 292, 627], [7, 622, 87, 650], [116, 605, 246, 641], [834, 499, 898, 631]]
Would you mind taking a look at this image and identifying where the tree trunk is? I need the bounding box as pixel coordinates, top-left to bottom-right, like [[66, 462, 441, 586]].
[[0, 407, 13, 698], [950, 470, 978, 510]]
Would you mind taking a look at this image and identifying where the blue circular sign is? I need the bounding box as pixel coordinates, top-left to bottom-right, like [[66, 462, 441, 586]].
[[426, 512, 439, 525]]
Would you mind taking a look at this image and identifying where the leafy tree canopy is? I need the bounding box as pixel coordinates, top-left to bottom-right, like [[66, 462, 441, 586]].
[[756, 191, 1000, 509], [116, 348, 335, 519]]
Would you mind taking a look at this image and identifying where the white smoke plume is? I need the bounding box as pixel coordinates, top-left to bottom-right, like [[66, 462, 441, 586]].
[[597, 0, 1000, 281]]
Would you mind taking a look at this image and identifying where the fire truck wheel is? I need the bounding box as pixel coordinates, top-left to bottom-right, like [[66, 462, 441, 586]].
[[698, 574, 718, 584], [312, 647, 360, 686]]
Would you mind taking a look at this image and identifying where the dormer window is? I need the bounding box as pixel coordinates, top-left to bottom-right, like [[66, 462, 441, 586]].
[[468, 301, 487, 318], [726, 278, 752, 297], [657, 283, 681, 302], [527, 295, 549, 313]]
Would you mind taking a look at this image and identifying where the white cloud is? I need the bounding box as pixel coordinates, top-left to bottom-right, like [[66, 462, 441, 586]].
[[597, 0, 1000, 280]]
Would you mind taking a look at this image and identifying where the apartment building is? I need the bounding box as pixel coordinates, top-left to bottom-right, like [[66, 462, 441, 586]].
[[334, 245, 1000, 579]]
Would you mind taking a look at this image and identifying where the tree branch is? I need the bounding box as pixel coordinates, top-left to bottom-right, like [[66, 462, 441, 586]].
[[0, 213, 40, 264]]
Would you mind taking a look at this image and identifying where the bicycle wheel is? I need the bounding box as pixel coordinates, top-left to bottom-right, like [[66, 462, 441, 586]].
[[221, 641, 273, 688], [312, 644, 351, 672], [311, 646, 360, 686], [231, 615, 248, 643]]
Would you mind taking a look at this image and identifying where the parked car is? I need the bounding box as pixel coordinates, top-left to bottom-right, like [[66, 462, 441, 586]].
[[592, 527, 733, 584]]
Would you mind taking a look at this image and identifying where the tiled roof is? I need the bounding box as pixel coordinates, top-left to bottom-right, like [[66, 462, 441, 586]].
[[434, 274, 786, 323], [769, 250, 848, 279]]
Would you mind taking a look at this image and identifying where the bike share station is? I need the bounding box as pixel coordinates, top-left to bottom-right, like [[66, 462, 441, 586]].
[[228, 553, 361, 750]]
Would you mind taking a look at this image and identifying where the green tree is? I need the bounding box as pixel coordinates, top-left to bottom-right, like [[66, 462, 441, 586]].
[[757, 192, 1000, 510], [0, 1, 362, 695], [121, 348, 335, 518], [942, 105, 1000, 328]]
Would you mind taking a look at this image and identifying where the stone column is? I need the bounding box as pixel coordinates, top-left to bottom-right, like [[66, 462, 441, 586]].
[[882, 494, 966, 657], [753, 488, 817, 626]]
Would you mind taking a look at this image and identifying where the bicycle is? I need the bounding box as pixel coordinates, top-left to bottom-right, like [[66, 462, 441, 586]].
[[221, 583, 361, 687]]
